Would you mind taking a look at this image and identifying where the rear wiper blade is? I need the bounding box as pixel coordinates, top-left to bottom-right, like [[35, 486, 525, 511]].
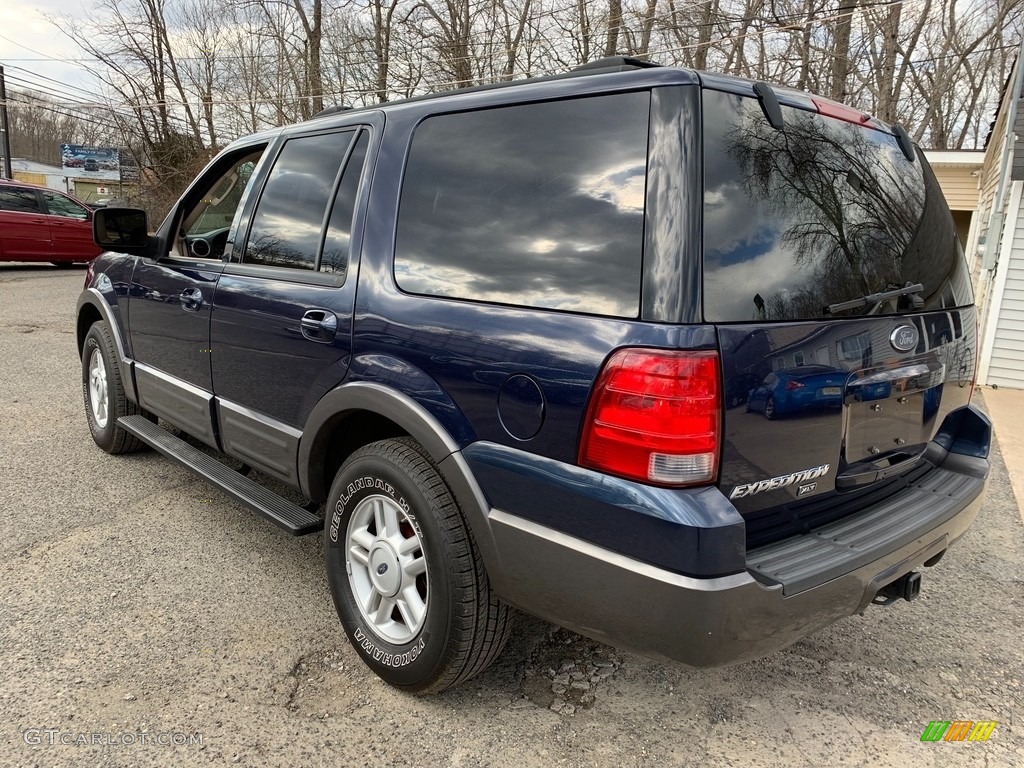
[[824, 283, 924, 315]]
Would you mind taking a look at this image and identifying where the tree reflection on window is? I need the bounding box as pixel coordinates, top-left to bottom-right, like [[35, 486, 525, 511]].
[[724, 105, 924, 319]]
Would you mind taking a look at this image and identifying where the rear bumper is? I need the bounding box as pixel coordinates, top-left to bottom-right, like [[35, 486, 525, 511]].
[[476, 405, 990, 667], [746, 448, 987, 595]]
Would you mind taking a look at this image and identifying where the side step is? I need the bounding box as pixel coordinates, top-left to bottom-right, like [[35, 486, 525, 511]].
[[118, 415, 323, 536]]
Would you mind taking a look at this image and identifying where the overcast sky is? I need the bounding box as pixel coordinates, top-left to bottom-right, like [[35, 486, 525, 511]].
[[0, 0, 105, 103]]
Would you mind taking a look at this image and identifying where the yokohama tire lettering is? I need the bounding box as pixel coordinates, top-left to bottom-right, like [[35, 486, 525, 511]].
[[353, 627, 425, 667]]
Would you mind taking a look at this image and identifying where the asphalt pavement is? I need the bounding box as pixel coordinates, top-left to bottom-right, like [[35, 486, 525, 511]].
[[0, 264, 1021, 767]]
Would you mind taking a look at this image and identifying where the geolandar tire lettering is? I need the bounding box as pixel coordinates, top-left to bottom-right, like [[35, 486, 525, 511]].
[[324, 437, 511, 694], [329, 476, 407, 543]]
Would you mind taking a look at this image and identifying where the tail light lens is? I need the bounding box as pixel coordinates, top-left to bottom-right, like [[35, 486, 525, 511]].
[[578, 348, 720, 486], [785, 380, 805, 391]]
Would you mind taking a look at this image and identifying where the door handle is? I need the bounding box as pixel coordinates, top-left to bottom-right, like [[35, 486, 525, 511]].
[[180, 287, 203, 311], [300, 309, 338, 342]]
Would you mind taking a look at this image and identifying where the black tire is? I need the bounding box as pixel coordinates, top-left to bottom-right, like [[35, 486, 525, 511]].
[[325, 438, 511, 694], [764, 396, 777, 420], [81, 321, 148, 454]]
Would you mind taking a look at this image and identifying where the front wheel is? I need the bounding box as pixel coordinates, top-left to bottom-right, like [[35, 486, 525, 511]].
[[81, 321, 149, 453], [325, 438, 511, 694]]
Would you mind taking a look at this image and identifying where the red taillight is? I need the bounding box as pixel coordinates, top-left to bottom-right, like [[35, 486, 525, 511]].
[[785, 380, 805, 391], [578, 349, 720, 487]]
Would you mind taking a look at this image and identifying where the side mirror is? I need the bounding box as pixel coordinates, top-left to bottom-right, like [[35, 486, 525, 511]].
[[93, 208, 154, 257]]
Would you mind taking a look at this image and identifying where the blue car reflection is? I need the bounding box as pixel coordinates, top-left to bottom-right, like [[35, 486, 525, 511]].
[[746, 366, 846, 419], [853, 380, 892, 402]]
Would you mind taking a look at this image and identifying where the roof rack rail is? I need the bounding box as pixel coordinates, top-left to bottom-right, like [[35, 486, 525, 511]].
[[300, 56, 667, 123], [313, 105, 354, 119], [571, 56, 662, 74], [752, 82, 784, 131], [892, 124, 916, 162]]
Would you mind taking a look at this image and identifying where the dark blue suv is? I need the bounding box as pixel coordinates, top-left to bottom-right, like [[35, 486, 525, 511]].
[[77, 57, 991, 694]]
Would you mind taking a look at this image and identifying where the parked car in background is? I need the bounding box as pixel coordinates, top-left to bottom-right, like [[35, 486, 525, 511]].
[[0, 180, 102, 264], [747, 366, 847, 419], [91, 198, 128, 209]]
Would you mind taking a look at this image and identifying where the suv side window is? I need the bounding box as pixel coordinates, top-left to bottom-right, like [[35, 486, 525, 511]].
[[320, 131, 369, 277], [0, 187, 42, 213], [175, 146, 268, 261], [394, 92, 649, 317], [243, 130, 356, 271], [43, 191, 89, 220], [189, 160, 258, 235]]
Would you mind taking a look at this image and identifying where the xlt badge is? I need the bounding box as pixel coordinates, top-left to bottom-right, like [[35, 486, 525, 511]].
[[730, 464, 831, 500]]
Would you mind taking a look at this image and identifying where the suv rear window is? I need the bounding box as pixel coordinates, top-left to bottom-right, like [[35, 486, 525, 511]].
[[395, 92, 650, 317], [702, 90, 972, 322]]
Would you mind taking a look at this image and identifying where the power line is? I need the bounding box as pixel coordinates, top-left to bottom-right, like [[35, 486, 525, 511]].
[[0, 0, 905, 72], [3, 65, 109, 103], [0, 0, 998, 90], [0, 0, 1010, 148], [1, 69, 202, 134], [3, 93, 119, 130], [1, 0, 912, 112], [3, 74, 100, 108], [122, 1, 927, 108], [0, 32, 65, 61]]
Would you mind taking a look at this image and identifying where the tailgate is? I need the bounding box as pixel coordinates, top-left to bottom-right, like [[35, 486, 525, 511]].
[[718, 311, 977, 545], [700, 86, 977, 546]]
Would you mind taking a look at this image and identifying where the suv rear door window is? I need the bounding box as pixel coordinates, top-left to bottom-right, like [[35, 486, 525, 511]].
[[702, 90, 972, 322], [395, 92, 649, 317], [321, 131, 369, 277], [243, 130, 356, 271], [0, 187, 42, 213]]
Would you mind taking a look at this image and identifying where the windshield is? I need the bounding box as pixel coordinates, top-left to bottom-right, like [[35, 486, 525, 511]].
[[702, 89, 972, 322]]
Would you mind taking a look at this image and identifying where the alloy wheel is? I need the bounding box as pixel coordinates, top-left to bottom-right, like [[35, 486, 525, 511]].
[[346, 494, 428, 644]]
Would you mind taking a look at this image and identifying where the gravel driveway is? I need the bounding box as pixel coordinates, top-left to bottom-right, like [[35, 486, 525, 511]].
[[1, 264, 1021, 767]]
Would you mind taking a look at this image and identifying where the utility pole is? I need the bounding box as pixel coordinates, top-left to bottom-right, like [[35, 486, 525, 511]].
[[0, 65, 12, 179]]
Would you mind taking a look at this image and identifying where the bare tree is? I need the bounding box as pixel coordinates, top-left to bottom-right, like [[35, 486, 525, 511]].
[[605, 0, 623, 55], [36, 0, 1024, 182]]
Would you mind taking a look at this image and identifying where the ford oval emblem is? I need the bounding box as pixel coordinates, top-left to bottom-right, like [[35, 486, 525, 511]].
[[376, 563, 388, 575], [890, 324, 919, 352]]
